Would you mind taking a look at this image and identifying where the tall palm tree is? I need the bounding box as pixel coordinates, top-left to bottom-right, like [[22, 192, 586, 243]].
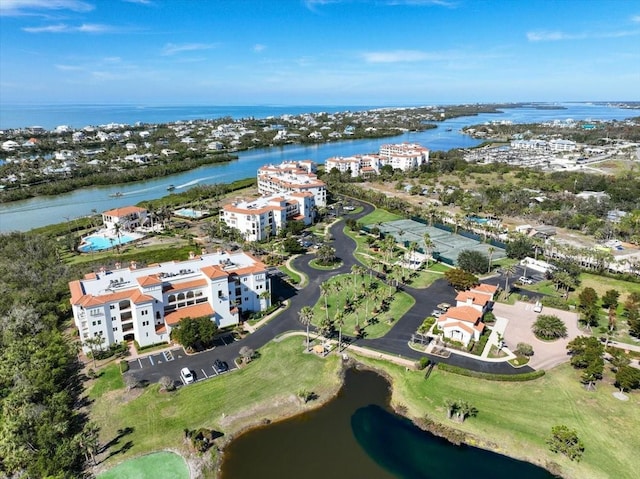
[[503, 263, 516, 294], [298, 306, 314, 352], [487, 246, 496, 273], [319, 282, 331, 322], [335, 311, 345, 352], [423, 233, 434, 268]]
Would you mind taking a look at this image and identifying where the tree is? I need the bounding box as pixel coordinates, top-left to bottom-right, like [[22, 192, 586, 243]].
[[567, 336, 604, 369], [443, 268, 479, 291], [423, 233, 434, 268], [615, 365, 640, 392], [298, 306, 314, 351], [578, 287, 600, 330], [335, 311, 345, 352], [532, 314, 568, 340], [547, 425, 585, 462], [171, 316, 218, 350], [487, 246, 496, 273], [601, 289, 620, 309], [159, 375, 175, 392], [502, 263, 516, 294], [239, 346, 255, 364], [316, 243, 337, 266], [506, 235, 533, 260], [456, 249, 489, 274], [455, 400, 478, 423]]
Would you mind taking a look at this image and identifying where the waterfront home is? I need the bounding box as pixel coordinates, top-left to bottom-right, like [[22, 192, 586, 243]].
[[69, 251, 270, 352], [257, 161, 326, 206], [102, 206, 148, 231]]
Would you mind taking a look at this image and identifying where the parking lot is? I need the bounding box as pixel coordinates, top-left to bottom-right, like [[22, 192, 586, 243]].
[[127, 333, 238, 386], [494, 301, 582, 370]]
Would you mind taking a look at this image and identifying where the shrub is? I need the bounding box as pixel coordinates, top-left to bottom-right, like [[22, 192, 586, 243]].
[[515, 342, 534, 357], [438, 363, 546, 381], [532, 314, 568, 340], [417, 357, 431, 370]]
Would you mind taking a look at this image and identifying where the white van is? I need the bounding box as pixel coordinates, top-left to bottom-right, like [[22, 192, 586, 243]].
[[180, 367, 194, 384], [533, 302, 542, 313]]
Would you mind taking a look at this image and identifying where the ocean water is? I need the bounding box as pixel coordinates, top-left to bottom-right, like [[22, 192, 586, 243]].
[[0, 104, 388, 130]]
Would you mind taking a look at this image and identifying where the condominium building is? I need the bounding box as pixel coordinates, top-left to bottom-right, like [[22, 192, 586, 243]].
[[220, 192, 314, 242], [69, 251, 270, 352], [257, 161, 326, 206], [326, 143, 429, 177]]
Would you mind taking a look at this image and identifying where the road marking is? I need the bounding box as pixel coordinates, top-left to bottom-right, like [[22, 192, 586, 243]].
[[200, 368, 209, 379], [149, 355, 154, 366], [221, 336, 228, 345], [211, 366, 218, 375], [163, 350, 174, 361], [137, 358, 143, 368]]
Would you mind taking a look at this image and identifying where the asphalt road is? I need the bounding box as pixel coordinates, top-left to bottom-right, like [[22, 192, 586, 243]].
[[127, 198, 532, 387]]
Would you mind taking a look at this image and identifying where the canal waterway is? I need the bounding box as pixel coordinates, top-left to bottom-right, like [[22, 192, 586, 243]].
[[219, 368, 556, 479], [0, 102, 634, 232]]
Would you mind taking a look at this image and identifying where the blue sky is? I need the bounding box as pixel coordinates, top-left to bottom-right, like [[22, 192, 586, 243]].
[[1, 0, 639, 105]]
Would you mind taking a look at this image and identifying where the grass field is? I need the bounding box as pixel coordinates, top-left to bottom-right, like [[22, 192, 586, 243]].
[[90, 337, 342, 473], [97, 452, 189, 479], [358, 208, 403, 225], [89, 363, 125, 400], [90, 335, 639, 479], [354, 357, 640, 479]]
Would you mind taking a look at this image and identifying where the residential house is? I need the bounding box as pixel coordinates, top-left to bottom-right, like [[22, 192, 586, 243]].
[[102, 206, 148, 231]]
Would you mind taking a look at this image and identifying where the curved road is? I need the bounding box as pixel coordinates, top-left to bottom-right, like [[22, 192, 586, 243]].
[[128, 198, 531, 385]]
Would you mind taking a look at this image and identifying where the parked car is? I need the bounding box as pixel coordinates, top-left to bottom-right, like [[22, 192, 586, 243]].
[[180, 367, 194, 384], [430, 309, 442, 317], [214, 359, 229, 373], [437, 302, 451, 311], [533, 302, 543, 313], [519, 276, 533, 285]]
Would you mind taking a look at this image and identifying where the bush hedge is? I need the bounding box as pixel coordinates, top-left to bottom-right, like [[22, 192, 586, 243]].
[[437, 363, 545, 381]]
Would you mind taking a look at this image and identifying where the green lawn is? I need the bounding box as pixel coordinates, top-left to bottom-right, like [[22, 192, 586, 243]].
[[278, 263, 305, 285], [359, 208, 403, 225], [354, 357, 640, 479], [311, 274, 415, 339], [89, 363, 125, 400], [67, 242, 195, 266], [90, 337, 342, 471], [97, 452, 189, 479]]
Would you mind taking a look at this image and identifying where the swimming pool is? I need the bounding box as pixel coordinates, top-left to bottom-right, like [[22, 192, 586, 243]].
[[79, 232, 139, 252], [174, 208, 207, 219], [468, 216, 489, 224]]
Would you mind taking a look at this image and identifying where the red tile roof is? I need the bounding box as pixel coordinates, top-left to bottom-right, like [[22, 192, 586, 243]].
[[164, 303, 214, 326]]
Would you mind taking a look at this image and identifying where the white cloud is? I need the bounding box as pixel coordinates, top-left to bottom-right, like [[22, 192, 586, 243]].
[[122, 0, 153, 4], [0, 0, 93, 16], [253, 44, 266, 53], [23, 23, 113, 33], [362, 50, 441, 63], [55, 64, 84, 71], [632, 15, 640, 23], [527, 29, 640, 42], [162, 43, 217, 55]]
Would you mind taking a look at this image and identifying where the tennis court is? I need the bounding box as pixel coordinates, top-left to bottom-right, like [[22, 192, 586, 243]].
[[378, 219, 506, 265]]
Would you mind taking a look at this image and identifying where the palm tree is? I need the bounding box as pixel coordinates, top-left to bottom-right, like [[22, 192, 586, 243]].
[[444, 399, 457, 420], [423, 233, 434, 268], [503, 263, 516, 294], [259, 290, 271, 310], [319, 282, 331, 322], [298, 306, 314, 352], [487, 246, 496, 273], [335, 311, 345, 352]]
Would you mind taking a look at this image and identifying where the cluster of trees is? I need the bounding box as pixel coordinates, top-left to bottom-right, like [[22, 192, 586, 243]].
[[578, 287, 620, 331], [443, 268, 479, 291], [444, 399, 478, 423], [0, 233, 94, 478], [567, 336, 605, 389]]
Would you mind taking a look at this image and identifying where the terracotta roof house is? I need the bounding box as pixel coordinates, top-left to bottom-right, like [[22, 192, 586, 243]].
[[437, 305, 485, 346]]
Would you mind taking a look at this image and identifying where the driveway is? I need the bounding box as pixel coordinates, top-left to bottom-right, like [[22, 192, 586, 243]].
[[493, 301, 582, 370]]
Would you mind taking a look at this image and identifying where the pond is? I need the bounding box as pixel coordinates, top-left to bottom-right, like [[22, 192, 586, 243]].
[[220, 368, 556, 479]]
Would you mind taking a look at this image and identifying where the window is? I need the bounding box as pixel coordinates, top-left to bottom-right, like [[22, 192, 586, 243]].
[[244, 297, 248, 302], [141, 310, 148, 316], [113, 326, 118, 331], [111, 316, 116, 321], [92, 321, 96, 326], [142, 320, 149, 326], [110, 304, 115, 310]]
